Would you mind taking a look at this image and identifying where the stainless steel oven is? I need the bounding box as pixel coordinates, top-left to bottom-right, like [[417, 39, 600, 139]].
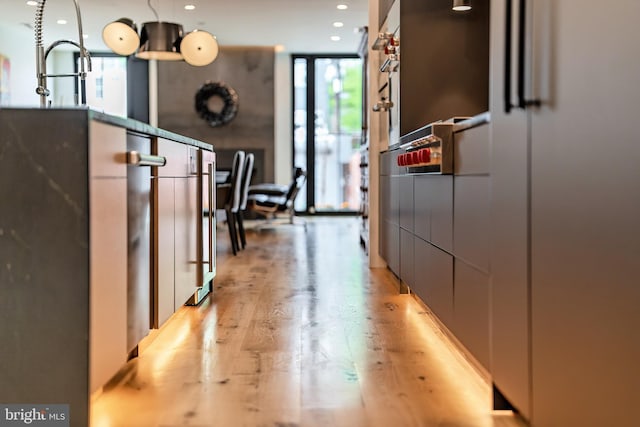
[[372, 0, 401, 146]]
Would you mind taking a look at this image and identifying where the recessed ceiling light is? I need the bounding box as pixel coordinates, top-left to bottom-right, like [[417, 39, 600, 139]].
[[337, 4, 348, 10], [333, 22, 344, 28], [331, 36, 341, 41], [82, 34, 89, 39], [26, 1, 38, 6], [185, 4, 196, 11], [57, 19, 68, 25]]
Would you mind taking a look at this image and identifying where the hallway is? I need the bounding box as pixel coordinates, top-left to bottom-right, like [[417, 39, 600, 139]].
[[91, 218, 525, 427]]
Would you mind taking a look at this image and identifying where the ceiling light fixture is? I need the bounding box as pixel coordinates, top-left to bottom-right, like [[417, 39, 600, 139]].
[[103, 0, 218, 66], [184, 5, 196, 11], [26, 1, 38, 6], [337, 4, 348, 10], [452, 0, 472, 11], [333, 22, 344, 28], [331, 36, 341, 41]]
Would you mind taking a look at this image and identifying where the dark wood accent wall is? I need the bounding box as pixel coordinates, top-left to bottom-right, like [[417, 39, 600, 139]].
[[400, 0, 490, 134], [157, 47, 275, 182]]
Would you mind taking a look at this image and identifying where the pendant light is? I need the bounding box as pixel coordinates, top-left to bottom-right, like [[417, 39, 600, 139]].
[[102, 0, 218, 66], [452, 0, 472, 11]]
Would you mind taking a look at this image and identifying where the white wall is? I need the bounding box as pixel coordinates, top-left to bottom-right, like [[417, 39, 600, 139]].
[[274, 51, 293, 186], [0, 23, 82, 107], [0, 23, 39, 107]]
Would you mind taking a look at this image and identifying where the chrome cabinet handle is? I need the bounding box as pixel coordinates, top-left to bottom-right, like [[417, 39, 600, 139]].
[[126, 151, 166, 167], [208, 162, 214, 273]]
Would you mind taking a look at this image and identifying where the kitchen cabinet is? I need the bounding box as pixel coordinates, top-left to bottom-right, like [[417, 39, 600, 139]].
[[413, 175, 454, 253], [453, 176, 490, 273], [490, 1, 640, 424], [155, 139, 214, 326], [379, 117, 489, 377], [156, 139, 198, 315], [398, 175, 413, 232], [453, 260, 490, 371], [399, 228, 414, 290], [0, 109, 214, 427], [89, 121, 128, 394], [379, 151, 400, 277], [413, 237, 453, 329], [126, 133, 152, 352]]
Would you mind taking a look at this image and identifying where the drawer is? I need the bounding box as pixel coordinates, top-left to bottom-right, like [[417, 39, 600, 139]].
[[454, 123, 490, 175], [453, 260, 490, 371], [156, 138, 192, 177], [453, 176, 490, 272], [413, 238, 454, 329], [89, 121, 127, 178]]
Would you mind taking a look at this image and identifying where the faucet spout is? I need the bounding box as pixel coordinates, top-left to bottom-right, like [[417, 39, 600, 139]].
[[34, 0, 90, 107]]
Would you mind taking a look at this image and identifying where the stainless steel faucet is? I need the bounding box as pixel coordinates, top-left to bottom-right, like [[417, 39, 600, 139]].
[[34, 0, 91, 107]]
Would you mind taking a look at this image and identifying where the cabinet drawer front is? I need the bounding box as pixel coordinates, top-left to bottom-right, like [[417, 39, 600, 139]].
[[89, 121, 127, 178], [453, 176, 490, 272], [454, 124, 490, 175], [453, 260, 490, 371], [413, 238, 454, 329], [157, 138, 190, 177], [399, 175, 414, 232]]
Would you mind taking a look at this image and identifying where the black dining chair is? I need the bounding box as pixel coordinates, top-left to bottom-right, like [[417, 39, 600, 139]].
[[218, 150, 245, 255], [236, 152, 254, 250], [247, 167, 307, 228]]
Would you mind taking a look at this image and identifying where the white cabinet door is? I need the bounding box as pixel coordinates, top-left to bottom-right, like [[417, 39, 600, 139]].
[[88, 121, 127, 393], [174, 176, 198, 309], [156, 178, 175, 328]]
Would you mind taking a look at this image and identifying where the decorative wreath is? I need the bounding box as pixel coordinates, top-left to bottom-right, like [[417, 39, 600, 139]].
[[195, 81, 239, 127]]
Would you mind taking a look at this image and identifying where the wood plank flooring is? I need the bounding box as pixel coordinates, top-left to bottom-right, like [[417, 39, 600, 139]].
[[90, 217, 526, 427]]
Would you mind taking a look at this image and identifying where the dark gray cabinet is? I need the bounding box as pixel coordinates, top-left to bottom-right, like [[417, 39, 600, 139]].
[[490, 1, 640, 424], [453, 176, 490, 273], [453, 260, 490, 371], [379, 120, 489, 369], [398, 175, 414, 232], [399, 228, 415, 290], [413, 237, 453, 329]]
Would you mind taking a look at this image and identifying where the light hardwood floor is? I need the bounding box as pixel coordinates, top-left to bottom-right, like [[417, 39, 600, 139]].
[[91, 217, 526, 427]]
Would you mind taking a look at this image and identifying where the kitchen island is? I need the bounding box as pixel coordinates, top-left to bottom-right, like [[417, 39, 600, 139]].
[[0, 108, 216, 427]]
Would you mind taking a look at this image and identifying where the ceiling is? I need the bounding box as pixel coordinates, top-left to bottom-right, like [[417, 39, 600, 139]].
[[0, 0, 369, 54]]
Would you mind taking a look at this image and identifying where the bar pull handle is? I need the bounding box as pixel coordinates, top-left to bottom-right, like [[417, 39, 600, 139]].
[[504, 0, 513, 113], [207, 162, 214, 273], [516, 0, 541, 109], [127, 151, 166, 167]]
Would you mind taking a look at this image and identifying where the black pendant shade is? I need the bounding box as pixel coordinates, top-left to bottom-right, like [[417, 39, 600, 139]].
[[137, 22, 183, 61], [452, 0, 472, 11]]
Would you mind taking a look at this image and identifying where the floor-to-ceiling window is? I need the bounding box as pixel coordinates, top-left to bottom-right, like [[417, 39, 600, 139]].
[[292, 54, 363, 214], [75, 54, 149, 123]]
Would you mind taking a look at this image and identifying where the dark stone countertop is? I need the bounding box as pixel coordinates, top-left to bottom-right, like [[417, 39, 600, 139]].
[[1, 107, 214, 151]]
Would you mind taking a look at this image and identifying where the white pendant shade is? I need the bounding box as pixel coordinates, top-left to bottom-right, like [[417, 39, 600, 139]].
[[181, 30, 219, 66], [102, 18, 139, 56], [102, 15, 219, 66]]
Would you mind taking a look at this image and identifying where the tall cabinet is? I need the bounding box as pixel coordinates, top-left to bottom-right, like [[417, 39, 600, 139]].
[[490, 1, 640, 425]]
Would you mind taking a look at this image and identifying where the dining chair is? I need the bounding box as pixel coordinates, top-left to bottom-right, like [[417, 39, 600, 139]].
[[219, 150, 245, 255], [236, 152, 254, 250]]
